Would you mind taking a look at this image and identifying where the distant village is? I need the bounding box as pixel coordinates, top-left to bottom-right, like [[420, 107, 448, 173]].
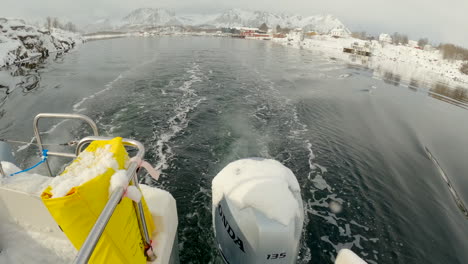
[[124, 24, 351, 41], [98, 25, 437, 53]]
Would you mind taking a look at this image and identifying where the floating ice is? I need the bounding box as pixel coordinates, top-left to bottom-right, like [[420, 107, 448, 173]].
[[329, 200, 343, 214]]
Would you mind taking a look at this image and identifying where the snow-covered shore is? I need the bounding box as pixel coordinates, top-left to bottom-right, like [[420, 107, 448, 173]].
[[83, 32, 132, 41], [0, 18, 83, 68], [272, 34, 468, 88]]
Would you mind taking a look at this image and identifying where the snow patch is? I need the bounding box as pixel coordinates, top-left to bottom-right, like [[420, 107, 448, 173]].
[[109, 169, 127, 194], [48, 144, 118, 198], [272, 34, 468, 88], [0, 162, 51, 195]]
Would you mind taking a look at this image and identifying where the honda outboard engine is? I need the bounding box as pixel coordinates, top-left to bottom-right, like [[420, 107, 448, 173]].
[[212, 158, 304, 264]]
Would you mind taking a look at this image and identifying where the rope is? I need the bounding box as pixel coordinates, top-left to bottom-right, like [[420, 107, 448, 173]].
[[0, 138, 77, 147], [10, 149, 49, 176]]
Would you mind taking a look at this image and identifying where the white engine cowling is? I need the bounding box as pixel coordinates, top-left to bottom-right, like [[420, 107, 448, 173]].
[[212, 158, 304, 264]]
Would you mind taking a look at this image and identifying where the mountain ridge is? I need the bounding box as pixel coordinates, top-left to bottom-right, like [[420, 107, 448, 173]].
[[84, 8, 349, 34]]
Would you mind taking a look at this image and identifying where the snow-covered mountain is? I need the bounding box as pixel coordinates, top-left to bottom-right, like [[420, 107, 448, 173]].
[[83, 18, 116, 33], [206, 8, 348, 33], [120, 8, 183, 28], [84, 8, 349, 34]]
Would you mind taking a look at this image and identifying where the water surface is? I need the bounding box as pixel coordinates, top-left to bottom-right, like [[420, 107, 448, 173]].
[[1, 36, 467, 264]]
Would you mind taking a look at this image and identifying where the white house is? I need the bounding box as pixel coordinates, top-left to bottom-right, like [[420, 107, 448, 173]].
[[330, 28, 349, 38], [408, 40, 418, 48], [379, 33, 392, 43]]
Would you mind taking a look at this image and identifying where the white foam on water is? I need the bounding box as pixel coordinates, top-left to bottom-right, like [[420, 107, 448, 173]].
[[17, 119, 68, 153], [72, 74, 124, 113], [151, 63, 206, 177], [15, 72, 124, 153], [251, 70, 376, 263], [16, 137, 36, 152]]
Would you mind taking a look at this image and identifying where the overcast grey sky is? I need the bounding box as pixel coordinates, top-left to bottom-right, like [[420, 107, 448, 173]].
[[3, 0, 468, 47]]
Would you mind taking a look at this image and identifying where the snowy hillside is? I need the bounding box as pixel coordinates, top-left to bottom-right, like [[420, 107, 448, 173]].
[[0, 18, 83, 68], [84, 8, 349, 34], [206, 9, 349, 33], [120, 8, 183, 29], [273, 34, 468, 87], [83, 18, 116, 33]]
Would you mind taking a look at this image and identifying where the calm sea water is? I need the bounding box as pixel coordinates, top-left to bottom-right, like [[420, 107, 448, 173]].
[[1, 36, 467, 264]]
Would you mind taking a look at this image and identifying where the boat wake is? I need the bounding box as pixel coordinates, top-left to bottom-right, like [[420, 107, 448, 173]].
[[149, 63, 206, 182], [249, 68, 378, 263], [72, 74, 124, 113]]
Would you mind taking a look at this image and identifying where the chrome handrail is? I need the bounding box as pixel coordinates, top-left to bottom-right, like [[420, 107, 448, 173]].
[[33, 113, 99, 176], [73, 136, 156, 264]]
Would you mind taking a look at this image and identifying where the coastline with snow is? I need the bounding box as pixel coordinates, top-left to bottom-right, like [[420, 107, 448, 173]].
[[80, 7, 468, 91], [271, 34, 468, 89], [2, 7, 467, 93], [0, 18, 83, 68]]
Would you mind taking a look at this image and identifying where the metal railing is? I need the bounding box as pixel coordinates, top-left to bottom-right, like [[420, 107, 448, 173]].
[[73, 136, 156, 263], [33, 113, 99, 176], [31, 114, 156, 263]]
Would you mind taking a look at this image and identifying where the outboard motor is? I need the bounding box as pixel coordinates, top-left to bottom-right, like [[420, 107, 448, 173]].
[[212, 158, 304, 264]]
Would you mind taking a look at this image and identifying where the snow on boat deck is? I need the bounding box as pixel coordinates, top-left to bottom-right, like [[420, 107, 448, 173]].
[[0, 162, 177, 264]]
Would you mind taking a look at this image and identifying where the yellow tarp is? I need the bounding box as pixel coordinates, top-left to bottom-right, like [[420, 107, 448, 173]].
[[41, 137, 154, 264]]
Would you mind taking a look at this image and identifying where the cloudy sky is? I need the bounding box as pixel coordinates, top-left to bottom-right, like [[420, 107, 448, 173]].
[[3, 0, 468, 47]]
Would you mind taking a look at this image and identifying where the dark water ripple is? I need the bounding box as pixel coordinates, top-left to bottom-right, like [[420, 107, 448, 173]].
[[0, 37, 467, 264]]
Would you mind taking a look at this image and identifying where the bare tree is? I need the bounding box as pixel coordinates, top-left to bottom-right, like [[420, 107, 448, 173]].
[[259, 23, 268, 32], [401, 35, 408, 45], [418, 38, 429, 47], [52, 17, 62, 29], [45, 17, 53, 29], [64, 22, 77, 32], [276, 25, 281, 33], [351, 31, 367, 40], [392, 32, 409, 45], [281, 27, 291, 34], [461, 62, 468, 75], [439, 43, 468, 60]]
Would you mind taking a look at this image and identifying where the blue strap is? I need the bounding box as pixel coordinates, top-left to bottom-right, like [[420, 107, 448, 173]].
[[10, 149, 48, 176]]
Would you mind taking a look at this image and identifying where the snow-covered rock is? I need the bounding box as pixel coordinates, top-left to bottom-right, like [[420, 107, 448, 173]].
[[0, 18, 83, 68]]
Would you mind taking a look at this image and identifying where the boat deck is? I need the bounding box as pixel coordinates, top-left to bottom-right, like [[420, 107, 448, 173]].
[[0, 162, 178, 264]]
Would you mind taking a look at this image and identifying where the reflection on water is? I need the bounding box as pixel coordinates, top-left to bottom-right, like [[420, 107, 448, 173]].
[[382, 71, 402, 86], [344, 53, 468, 109], [348, 54, 370, 67], [0, 63, 43, 106], [429, 83, 468, 109], [409, 79, 419, 90], [0, 51, 75, 106]]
